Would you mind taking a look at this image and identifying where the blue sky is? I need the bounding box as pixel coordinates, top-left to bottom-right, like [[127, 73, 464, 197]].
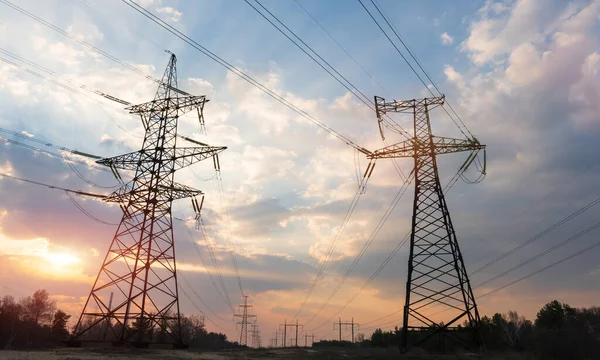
[[0, 0, 599, 343]]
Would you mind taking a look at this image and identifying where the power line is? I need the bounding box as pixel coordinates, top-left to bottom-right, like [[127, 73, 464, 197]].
[[179, 273, 232, 323], [245, 0, 411, 140], [479, 235, 600, 298], [294, 168, 374, 319], [358, 0, 474, 139], [178, 283, 233, 332], [120, 0, 371, 154], [476, 219, 600, 289], [471, 191, 600, 275], [64, 191, 117, 225], [370, 0, 473, 138], [0, 171, 105, 199], [180, 219, 235, 312], [0, 0, 190, 96], [303, 175, 412, 326], [293, 0, 388, 96]]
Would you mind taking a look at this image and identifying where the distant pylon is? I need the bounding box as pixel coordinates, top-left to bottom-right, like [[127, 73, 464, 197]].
[[368, 96, 485, 352], [234, 296, 256, 346], [67, 54, 225, 348]]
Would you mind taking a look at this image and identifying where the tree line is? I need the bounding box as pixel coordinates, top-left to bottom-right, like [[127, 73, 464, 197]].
[[314, 300, 600, 359], [0, 289, 238, 350]]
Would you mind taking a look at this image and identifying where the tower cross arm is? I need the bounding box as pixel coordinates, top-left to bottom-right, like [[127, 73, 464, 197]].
[[161, 182, 203, 200], [367, 136, 485, 160], [173, 146, 226, 170], [126, 95, 208, 116], [95, 145, 226, 171]]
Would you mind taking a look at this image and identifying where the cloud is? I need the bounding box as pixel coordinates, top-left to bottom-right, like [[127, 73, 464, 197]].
[[441, 32, 454, 45], [156, 6, 182, 23]]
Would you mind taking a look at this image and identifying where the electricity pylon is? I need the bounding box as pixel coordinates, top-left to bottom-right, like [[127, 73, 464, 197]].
[[235, 296, 256, 346], [368, 96, 485, 352], [68, 54, 226, 348]]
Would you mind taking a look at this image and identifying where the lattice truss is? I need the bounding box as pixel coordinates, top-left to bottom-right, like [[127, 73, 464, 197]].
[[368, 96, 485, 350], [70, 55, 225, 346]]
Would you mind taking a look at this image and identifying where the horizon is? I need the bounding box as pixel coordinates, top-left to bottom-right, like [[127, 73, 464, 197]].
[[0, 0, 599, 345]]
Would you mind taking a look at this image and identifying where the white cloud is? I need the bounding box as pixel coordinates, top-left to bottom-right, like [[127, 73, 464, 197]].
[[441, 32, 454, 45], [156, 6, 183, 23]]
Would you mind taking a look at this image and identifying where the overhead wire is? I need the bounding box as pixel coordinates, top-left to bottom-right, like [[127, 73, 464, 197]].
[[179, 216, 235, 312], [183, 224, 234, 311], [369, 0, 474, 139], [179, 272, 232, 323], [303, 174, 412, 326], [120, 0, 371, 154], [0, 171, 105, 199], [178, 283, 233, 332], [64, 190, 117, 225], [245, 0, 411, 141], [293, 0, 389, 96], [0, 0, 190, 96], [294, 165, 375, 319], [471, 191, 600, 275], [307, 171, 462, 331]]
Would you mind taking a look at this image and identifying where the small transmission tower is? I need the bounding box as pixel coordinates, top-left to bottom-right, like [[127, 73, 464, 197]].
[[68, 54, 226, 348], [235, 296, 256, 346], [368, 96, 485, 352]]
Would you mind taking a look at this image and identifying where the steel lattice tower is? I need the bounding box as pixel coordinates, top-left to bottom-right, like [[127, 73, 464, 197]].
[[235, 296, 256, 346], [368, 96, 484, 352], [68, 54, 226, 348]]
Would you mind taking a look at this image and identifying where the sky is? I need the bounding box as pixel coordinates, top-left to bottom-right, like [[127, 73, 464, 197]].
[[0, 0, 599, 344]]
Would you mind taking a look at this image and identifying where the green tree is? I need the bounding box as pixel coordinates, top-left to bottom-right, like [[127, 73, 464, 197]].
[[51, 310, 71, 341], [21, 289, 56, 326], [535, 300, 576, 330]]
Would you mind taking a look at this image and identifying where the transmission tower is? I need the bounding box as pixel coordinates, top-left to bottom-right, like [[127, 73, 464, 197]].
[[234, 296, 256, 346], [368, 96, 485, 352], [67, 54, 225, 348]]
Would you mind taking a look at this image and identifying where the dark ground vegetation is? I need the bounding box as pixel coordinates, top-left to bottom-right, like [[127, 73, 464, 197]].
[[1, 290, 598, 359]]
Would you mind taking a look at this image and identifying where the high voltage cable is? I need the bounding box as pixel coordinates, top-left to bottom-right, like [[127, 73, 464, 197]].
[[214, 169, 245, 297], [61, 151, 119, 189], [358, 0, 473, 140], [182, 221, 234, 311], [180, 217, 235, 312], [246, 0, 408, 181], [0, 0, 190, 96], [245, 0, 411, 141], [471, 192, 600, 275], [369, 0, 474, 139], [76, 0, 169, 53], [478, 236, 600, 298], [307, 172, 465, 331], [120, 0, 371, 155], [64, 190, 117, 225], [199, 218, 235, 311], [0, 134, 107, 173], [178, 283, 233, 332], [179, 273, 232, 323], [303, 175, 412, 326], [0, 171, 105, 198], [293, 0, 388, 96], [294, 169, 373, 319], [476, 220, 600, 289]]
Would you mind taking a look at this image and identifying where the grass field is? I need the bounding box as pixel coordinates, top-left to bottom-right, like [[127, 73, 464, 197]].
[[0, 348, 534, 360]]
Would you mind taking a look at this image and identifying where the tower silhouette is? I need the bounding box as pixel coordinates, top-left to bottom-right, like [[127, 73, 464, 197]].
[[235, 296, 256, 346], [68, 54, 225, 348], [369, 95, 485, 352]]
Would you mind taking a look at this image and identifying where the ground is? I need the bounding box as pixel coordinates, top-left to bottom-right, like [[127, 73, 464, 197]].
[[0, 348, 535, 360]]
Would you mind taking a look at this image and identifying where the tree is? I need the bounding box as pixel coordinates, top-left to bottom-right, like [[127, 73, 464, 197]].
[[51, 310, 70, 341], [535, 300, 576, 330], [21, 290, 56, 326]]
